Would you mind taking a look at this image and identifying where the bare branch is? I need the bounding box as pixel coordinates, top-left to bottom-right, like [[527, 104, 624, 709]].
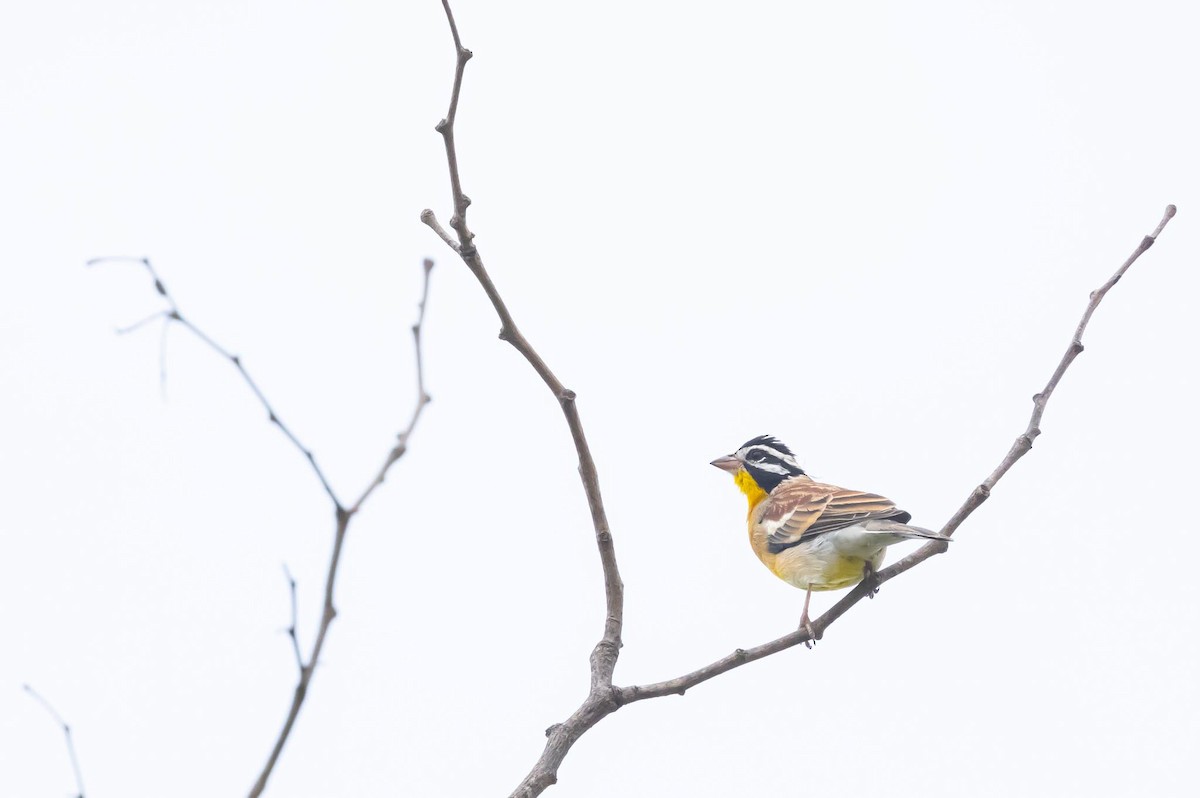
[[419, 209, 459, 253], [424, 4, 624, 795], [246, 259, 435, 797], [426, 0, 624, 690], [92, 254, 436, 797], [23, 684, 85, 798], [433, 0, 475, 253], [249, 506, 345, 798], [618, 203, 1178, 703], [88, 256, 342, 508], [114, 310, 169, 336], [349, 258, 435, 513]]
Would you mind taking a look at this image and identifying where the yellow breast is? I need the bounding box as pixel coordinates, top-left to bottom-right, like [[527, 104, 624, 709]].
[[733, 467, 874, 591]]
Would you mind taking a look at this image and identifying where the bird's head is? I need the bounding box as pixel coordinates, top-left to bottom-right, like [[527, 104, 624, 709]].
[[710, 435, 806, 503]]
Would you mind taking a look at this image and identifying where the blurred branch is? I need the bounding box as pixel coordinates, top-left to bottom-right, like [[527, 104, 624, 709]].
[[23, 684, 85, 798], [419, 3, 1176, 790], [90, 255, 436, 797], [86, 256, 341, 506], [282, 564, 304, 674], [349, 258, 435, 514]]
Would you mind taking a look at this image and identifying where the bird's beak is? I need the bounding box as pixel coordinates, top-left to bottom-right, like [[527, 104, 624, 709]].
[[709, 455, 742, 474]]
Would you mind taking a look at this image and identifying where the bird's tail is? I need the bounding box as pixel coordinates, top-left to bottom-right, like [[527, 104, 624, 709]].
[[860, 519, 952, 545]]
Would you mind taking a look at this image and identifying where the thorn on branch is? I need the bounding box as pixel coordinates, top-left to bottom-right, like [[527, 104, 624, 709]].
[[435, 119, 448, 133]]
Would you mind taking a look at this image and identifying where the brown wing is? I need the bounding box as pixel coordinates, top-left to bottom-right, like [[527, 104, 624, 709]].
[[758, 479, 910, 555]]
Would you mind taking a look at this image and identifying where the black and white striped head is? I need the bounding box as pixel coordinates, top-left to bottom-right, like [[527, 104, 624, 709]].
[[710, 435, 806, 493]]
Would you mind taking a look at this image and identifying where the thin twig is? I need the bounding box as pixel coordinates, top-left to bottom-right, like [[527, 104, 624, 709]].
[[349, 258, 435, 514], [93, 254, 436, 797], [423, 4, 623, 796], [426, 0, 624, 693], [419, 209, 459, 253], [433, 0, 475, 253], [114, 310, 169, 336], [23, 684, 85, 798], [617, 203, 1178, 703], [88, 256, 342, 508], [282, 564, 304, 674]]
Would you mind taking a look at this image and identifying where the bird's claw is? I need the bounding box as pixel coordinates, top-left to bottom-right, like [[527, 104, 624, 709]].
[[862, 563, 881, 598], [799, 615, 818, 649]]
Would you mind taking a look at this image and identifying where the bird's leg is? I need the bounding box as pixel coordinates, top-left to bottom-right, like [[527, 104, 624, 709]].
[[862, 561, 881, 598], [798, 587, 817, 648]]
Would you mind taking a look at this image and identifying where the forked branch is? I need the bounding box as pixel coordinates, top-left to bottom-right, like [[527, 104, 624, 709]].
[[90, 255, 436, 797], [85, 257, 341, 507], [421, 3, 623, 794], [420, 3, 1176, 794]]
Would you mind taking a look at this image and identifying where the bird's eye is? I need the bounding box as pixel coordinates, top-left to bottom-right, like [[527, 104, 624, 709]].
[[747, 450, 767, 463]]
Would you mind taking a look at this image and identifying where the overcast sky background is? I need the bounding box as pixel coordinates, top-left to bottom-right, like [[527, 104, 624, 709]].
[[3, 1, 1198, 796]]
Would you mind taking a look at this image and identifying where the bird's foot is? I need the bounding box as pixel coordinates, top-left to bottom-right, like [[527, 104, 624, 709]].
[[862, 562, 881, 599], [798, 612, 818, 649]]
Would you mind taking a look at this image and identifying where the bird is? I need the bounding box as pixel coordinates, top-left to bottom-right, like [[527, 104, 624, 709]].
[[711, 435, 950, 644]]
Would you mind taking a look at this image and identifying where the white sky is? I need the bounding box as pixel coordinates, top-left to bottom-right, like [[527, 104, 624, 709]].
[[3, 1, 1198, 796]]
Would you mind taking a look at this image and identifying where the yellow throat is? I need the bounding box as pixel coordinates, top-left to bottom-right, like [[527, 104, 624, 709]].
[[733, 468, 769, 517]]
